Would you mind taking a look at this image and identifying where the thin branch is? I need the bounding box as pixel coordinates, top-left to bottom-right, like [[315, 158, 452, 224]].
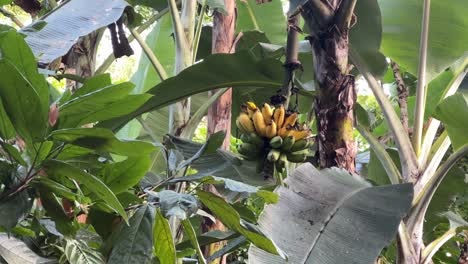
[[0, 7, 24, 28], [412, 0, 431, 156], [391, 60, 409, 132], [192, 0, 207, 63], [335, 0, 357, 31], [129, 27, 168, 80], [95, 8, 170, 74], [349, 45, 419, 181]]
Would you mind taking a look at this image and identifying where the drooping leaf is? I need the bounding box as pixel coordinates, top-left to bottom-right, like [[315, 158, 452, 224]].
[[197, 190, 283, 256], [0, 59, 47, 142], [167, 135, 270, 186], [181, 219, 206, 264], [154, 208, 176, 264], [433, 93, 468, 150], [0, 98, 15, 140], [248, 163, 413, 264], [43, 160, 128, 222], [378, 0, 468, 80], [58, 82, 152, 128], [236, 0, 286, 44], [147, 190, 198, 220], [99, 51, 283, 131], [98, 156, 152, 194], [108, 204, 155, 264], [22, 0, 129, 64], [2, 144, 26, 166], [50, 128, 157, 156], [32, 177, 78, 201], [0, 190, 33, 231], [64, 239, 105, 264], [176, 230, 239, 250], [176, 131, 225, 169], [0, 233, 55, 264], [37, 189, 76, 237]]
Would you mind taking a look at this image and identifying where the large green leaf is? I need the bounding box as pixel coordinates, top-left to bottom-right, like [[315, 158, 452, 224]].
[[43, 160, 128, 222], [50, 128, 157, 156], [349, 0, 387, 78], [248, 163, 413, 264], [100, 51, 283, 131], [0, 233, 55, 264], [379, 0, 468, 80], [433, 93, 468, 150], [98, 156, 151, 194], [167, 135, 270, 186], [64, 239, 105, 264], [181, 219, 206, 264], [154, 208, 176, 264], [59, 82, 151, 128], [198, 190, 283, 256], [108, 204, 155, 264], [0, 190, 33, 230], [236, 0, 286, 44], [0, 60, 47, 142], [367, 148, 401, 185]]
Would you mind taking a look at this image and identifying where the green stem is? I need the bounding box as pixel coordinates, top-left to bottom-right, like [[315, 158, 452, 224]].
[[349, 46, 418, 181], [243, 0, 259, 30], [168, 0, 190, 66], [421, 229, 456, 264], [95, 8, 170, 74], [0, 7, 24, 28], [192, 0, 207, 64], [412, 0, 431, 156], [408, 144, 468, 231], [129, 27, 169, 80]]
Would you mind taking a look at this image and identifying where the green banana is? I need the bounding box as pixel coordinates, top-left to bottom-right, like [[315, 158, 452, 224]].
[[237, 143, 258, 159], [269, 136, 283, 149], [249, 132, 264, 147], [286, 152, 307, 163], [240, 133, 251, 143], [267, 149, 281, 162], [275, 154, 288, 173], [281, 136, 295, 152], [290, 139, 309, 152]]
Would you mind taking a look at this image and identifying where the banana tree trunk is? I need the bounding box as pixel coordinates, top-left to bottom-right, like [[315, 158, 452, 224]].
[[299, 0, 357, 172], [204, 0, 236, 263]]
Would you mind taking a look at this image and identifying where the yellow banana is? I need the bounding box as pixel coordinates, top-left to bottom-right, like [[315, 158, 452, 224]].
[[283, 112, 298, 128], [265, 121, 277, 138], [252, 110, 267, 137], [246, 101, 258, 111], [262, 103, 273, 124], [278, 126, 289, 138], [288, 129, 311, 141], [273, 105, 285, 130], [236, 113, 255, 133]]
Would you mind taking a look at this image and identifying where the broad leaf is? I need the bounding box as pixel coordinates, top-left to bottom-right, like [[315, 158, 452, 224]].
[[167, 134, 269, 186], [0, 190, 33, 230], [64, 239, 105, 264], [0, 233, 55, 264], [108, 204, 155, 264], [236, 0, 286, 44], [248, 163, 413, 264], [43, 160, 128, 222], [100, 52, 283, 131], [197, 190, 283, 256], [50, 128, 157, 156], [59, 82, 151, 128], [0, 59, 47, 142], [147, 190, 198, 220], [379, 0, 468, 80], [367, 148, 401, 185], [154, 208, 176, 264], [98, 156, 152, 194], [37, 189, 76, 237], [22, 0, 128, 63], [433, 93, 468, 150]]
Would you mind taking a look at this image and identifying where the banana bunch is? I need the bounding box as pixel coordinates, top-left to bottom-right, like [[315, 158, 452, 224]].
[[236, 101, 312, 173]]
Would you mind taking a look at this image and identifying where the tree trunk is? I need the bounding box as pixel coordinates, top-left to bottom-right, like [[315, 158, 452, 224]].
[[203, 0, 236, 263], [304, 5, 357, 172]]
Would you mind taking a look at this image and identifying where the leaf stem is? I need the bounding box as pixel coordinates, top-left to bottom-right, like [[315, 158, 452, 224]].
[[192, 0, 207, 64], [412, 0, 431, 156], [421, 228, 456, 264], [129, 27, 169, 80], [0, 7, 24, 28]]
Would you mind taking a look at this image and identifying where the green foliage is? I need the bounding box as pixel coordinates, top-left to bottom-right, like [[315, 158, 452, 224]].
[[433, 93, 468, 150], [153, 208, 176, 264]]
